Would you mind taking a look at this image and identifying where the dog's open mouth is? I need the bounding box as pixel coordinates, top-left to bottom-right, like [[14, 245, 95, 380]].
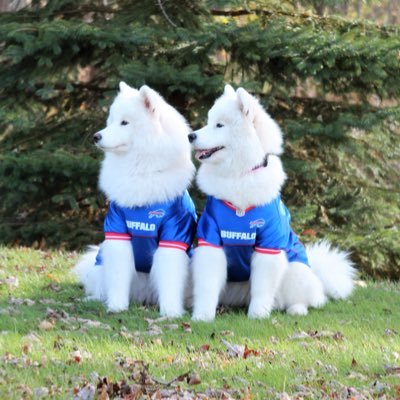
[[195, 146, 224, 160]]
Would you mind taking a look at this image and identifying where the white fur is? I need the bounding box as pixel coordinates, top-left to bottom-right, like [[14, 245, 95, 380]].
[[190, 85, 356, 321], [150, 247, 189, 317], [248, 251, 288, 319], [192, 246, 227, 321], [73, 82, 195, 316]]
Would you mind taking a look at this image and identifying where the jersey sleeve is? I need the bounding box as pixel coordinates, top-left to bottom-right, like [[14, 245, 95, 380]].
[[254, 200, 290, 255], [103, 202, 131, 241], [158, 197, 197, 252], [196, 200, 222, 248]]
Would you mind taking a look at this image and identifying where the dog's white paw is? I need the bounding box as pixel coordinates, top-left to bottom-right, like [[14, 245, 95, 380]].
[[248, 300, 271, 319], [83, 295, 101, 302], [159, 306, 184, 319], [192, 311, 216, 322], [286, 304, 308, 316], [106, 299, 129, 313]]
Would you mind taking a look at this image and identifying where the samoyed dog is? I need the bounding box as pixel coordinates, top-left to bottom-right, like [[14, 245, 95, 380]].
[[74, 82, 196, 316], [189, 85, 355, 321]]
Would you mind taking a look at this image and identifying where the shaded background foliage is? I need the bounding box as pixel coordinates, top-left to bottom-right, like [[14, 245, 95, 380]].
[[0, 0, 399, 279]]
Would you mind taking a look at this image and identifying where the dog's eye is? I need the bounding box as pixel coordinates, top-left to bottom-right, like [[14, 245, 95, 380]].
[[216, 123, 224, 128], [121, 120, 129, 126]]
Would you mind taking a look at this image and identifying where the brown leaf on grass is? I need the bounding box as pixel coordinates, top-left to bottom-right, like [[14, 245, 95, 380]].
[[200, 344, 210, 352], [182, 322, 192, 333], [46, 273, 60, 282], [73, 383, 95, 400], [98, 384, 109, 400], [21, 343, 31, 355], [289, 330, 344, 341], [384, 365, 400, 375], [351, 357, 358, 368], [221, 339, 260, 359], [46, 283, 61, 292], [220, 330, 234, 336], [221, 339, 245, 358], [147, 324, 163, 336], [188, 372, 201, 385], [243, 345, 260, 359], [2, 276, 19, 288], [384, 328, 398, 336], [33, 387, 49, 398], [8, 297, 35, 306], [38, 319, 55, 330]]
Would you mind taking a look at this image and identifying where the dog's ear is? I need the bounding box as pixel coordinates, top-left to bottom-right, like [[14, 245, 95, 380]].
[[139, 85, 161, 115], [119, 81, 132, 93], [236, 87, 256, 121], [223, 84, 236, 97]]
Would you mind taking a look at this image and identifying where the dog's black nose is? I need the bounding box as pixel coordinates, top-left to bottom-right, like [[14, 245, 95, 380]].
[[188, 133, 197, 143], [93, 132, 102, 143]]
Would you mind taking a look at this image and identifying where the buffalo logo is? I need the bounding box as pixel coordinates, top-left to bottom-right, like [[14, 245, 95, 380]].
[[249, 218, 265, 229], [148, 209, 166, 219]]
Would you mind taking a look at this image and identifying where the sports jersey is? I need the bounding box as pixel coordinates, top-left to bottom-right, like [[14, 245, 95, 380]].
[[197, 196, 308, 282], [95, 191, 197, 273]]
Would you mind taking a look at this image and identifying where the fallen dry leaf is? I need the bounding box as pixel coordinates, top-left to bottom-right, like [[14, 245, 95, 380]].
[[221, 339, 246, 358], [200, 344, 210, 352], [34, 387, 49, 398], [182, 322, 192, 333], [289, 330, 344, 341], [46, 273, 60, 282], [73, 383, 95, 400], [3, 276, 19, 288], [243, 345, 260, 359], [38, 319, 55, 330], [188, 372, 201, 385], [8, 297, 35, 306], [384, 365, 400, 375]]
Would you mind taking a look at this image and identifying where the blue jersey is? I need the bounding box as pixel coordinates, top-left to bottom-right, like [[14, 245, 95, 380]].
[[95, 191, 197, 273], [197, 196, 308, 282]]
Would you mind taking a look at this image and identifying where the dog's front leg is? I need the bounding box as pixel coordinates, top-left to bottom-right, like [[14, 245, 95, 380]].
[[192, 246, 227, 322], [102, 240, 136, 313], [248, 251, 288, 319], [151, 247, 189, 318]]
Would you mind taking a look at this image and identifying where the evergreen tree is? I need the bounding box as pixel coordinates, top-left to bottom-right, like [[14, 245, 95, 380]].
[[0, 0, 399, 278]]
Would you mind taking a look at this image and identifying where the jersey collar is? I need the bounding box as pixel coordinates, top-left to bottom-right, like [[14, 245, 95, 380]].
[[222, 200, 255, 217]]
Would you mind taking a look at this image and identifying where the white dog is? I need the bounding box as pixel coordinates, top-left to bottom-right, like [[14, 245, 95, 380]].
[[189, 85, 355, 321], [74, 82, 196, 316]]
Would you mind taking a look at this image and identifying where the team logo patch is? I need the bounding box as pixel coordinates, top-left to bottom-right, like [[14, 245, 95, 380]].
[[148, 209, 166, 219], [249, 218, 265, 229]]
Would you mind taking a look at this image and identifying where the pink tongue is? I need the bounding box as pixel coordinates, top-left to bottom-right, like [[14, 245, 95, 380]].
[[195, 150, 208, 160]]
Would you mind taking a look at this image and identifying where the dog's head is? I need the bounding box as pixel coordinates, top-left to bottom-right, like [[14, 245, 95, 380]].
[[93, 82, 190, 155], [189, 85, 283, 170]]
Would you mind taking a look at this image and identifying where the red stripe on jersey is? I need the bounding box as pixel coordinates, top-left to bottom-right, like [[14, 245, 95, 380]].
[[159, 241, 188, 251], [105, 232, 131, 240], [254, 247, 282, 255], [197, 239, 222, 248]]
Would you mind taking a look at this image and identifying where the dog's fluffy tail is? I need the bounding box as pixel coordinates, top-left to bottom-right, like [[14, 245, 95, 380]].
[[306, 241, 356, 300], [72, 246, 103, 300]]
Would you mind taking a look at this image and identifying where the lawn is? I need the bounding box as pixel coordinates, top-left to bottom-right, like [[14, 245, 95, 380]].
[[0, 246, 399, 399]]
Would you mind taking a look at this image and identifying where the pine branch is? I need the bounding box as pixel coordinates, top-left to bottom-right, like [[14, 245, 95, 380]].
[[210, 7, 399, 33]]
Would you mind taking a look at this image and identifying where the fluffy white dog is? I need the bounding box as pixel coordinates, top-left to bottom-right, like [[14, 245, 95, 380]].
[[74, 82, 196, 316], [189, 85, 356, 321]]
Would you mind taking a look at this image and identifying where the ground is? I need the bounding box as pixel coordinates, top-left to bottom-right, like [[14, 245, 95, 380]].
[[0, 247, 399, 399]]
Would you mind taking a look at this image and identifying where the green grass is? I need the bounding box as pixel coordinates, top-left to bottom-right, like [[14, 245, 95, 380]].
[[0, 246, 399, 399]]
